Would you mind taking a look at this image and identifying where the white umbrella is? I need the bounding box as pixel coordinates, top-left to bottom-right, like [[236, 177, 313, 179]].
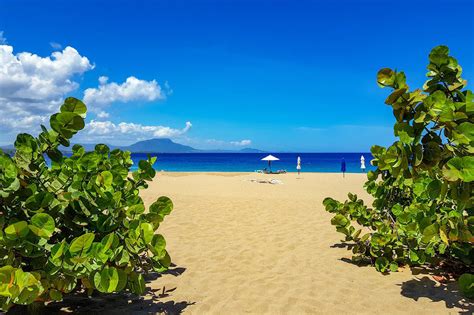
[[360, 155, 366, 171], [261, 154, 279, 170]]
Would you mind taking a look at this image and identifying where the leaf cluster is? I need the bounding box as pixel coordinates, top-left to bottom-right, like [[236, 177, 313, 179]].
[[323, 46, 473, 297], [0, 98, 173, 311]]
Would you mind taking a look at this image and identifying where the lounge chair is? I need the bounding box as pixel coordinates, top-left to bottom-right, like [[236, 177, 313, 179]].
[[260, 169, 286, 174]]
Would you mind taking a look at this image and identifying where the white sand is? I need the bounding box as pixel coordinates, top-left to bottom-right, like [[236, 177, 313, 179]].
[[135, 172, 471, 314]]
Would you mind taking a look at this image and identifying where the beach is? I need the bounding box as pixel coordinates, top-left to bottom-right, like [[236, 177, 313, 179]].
[[131, 172, 469, 314]]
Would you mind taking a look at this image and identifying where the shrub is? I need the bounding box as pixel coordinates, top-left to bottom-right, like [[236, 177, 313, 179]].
[[0, 98, 173, 311], [323, 46, 473, 296]]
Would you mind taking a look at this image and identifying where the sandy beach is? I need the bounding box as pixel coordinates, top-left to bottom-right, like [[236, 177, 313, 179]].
[[124, 172, 469, 314]]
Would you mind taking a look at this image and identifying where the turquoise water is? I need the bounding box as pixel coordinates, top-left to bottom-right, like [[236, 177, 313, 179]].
[[129, 153, 374, 173]]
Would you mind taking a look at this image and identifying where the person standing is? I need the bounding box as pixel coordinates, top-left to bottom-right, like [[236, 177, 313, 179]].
[[360, 155, 366, 172], [297, 156, 301, 175], [341, 158, 346, 178]]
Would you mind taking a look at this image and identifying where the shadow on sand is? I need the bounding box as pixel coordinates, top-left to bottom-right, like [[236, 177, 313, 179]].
[[334, 244, 474, 312], [400, 276, 473, 314], [14, 265, 195, 315]]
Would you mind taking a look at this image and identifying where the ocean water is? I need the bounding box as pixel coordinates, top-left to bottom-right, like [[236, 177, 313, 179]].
[[128, 153, 374, 173]]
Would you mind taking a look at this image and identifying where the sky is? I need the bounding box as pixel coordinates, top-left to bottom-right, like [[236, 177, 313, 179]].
[[0, 0, 473, 152]]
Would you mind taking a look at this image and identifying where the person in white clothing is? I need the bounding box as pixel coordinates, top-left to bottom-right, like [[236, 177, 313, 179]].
[[360, 155, 366, 172], [297, 156, 301, 175]]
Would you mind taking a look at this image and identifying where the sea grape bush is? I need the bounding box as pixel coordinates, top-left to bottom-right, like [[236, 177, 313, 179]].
[[0, 98, 173, 311], [323, 46, 473, 297]]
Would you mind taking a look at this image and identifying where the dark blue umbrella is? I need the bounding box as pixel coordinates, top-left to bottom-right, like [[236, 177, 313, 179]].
[[341, 158, 346, 177]]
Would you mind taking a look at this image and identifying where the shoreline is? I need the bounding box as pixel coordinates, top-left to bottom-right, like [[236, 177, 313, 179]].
[[151, 170, 369, 175]]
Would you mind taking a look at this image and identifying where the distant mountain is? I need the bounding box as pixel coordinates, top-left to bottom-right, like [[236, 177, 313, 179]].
[[0, 145, 14, 155], [123, 138, 197, 153], [3, 138, 264, 154], [238, 148, 265, 153]]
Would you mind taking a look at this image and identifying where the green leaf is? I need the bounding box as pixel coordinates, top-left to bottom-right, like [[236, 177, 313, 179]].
[[429, 45, 449, 66], [330, 214, 349, 228], [453, 122, 474, 145], [389, 262, 398, 272], [96, 171, 113, 187], [426, 180, 442, 199], [49, 289, 63, 301], [138, 159, 156, 179], [377, 68, 395, 87], [391, 204, 403, 217], [4, 221, 29, 240], [367, 171, 378, 181], [25, 192, 54, 211], [152, 250, 171, 272], [422, 223, 439, 243], [148, 234, 166, 258], [128, 272, 145, 295], [458, 273, 474, 298], [46, 148, 63, 162], [375, 257, 389, 272], [409, 250, 419, 263], [149, 196, 173, 218], [443, 157, 474, 182], [50, 112, 85, 139], [414, 144, 423, 166], [93, 267, 126, 293], [127, 204, 145, 216], [29, 213, 55, 239], [140, 223, 154, 244], [69, 233, 95, 255], [115, 250, 130, 267], [95, 144, 110, 155], [394, 122, 415, 144], [100, 232, 117, 253], [50, 241, 66, 261], [385, 88, 407, 105], [61, 97, 87, 117]]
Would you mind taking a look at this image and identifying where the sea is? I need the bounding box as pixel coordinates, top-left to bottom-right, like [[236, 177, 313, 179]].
[[128, 153, 374, 173]]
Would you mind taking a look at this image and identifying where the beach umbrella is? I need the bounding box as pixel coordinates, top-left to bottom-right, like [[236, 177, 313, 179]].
[[261, 154, 279, 170]]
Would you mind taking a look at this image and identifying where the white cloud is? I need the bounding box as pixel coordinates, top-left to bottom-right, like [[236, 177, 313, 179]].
[[96, 111, 110, 119], [175, 137, 254, 150], [83, 76, 165, 110], [76, 120, 192, 144], [230, 139, 252, 146], [0, 31, 6, 44], [0, 44, 94, 139], [0, 41, 185, 147], [50, 42, 62, 50]]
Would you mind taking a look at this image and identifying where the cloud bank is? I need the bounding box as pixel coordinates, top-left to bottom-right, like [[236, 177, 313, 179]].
[[0, 39, 194, 145], [76, 120, 192, 144], [83, 76, 165, 110], [230, 139, 252, 146], [0, 44, 94, 133]]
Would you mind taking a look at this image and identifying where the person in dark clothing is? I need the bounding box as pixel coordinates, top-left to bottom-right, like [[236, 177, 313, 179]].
[[341, 158, 346, 178]]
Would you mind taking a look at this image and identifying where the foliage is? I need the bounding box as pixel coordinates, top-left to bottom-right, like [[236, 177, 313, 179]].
[[0, 98, 173, 311], [323, 46, 473, 295]]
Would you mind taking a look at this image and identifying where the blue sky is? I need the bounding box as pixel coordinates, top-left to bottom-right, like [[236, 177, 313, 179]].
[[0, 0, 473, 151]]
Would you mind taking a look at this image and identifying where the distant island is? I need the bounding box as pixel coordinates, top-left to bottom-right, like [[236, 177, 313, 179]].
[[1, 138, 266, 154]]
